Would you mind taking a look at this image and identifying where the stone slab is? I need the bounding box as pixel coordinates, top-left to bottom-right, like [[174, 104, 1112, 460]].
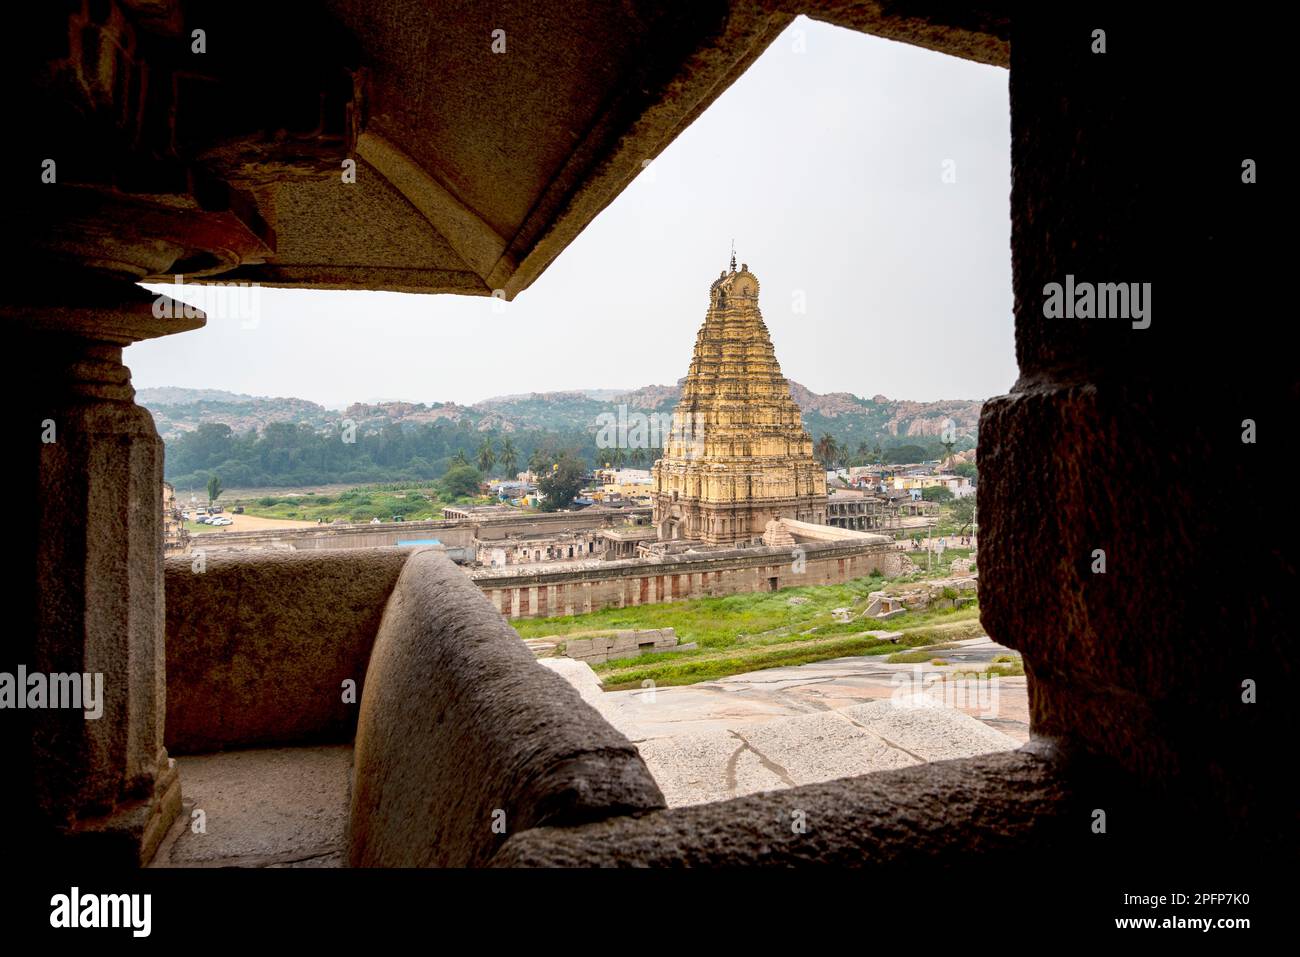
[[154, 745, 352, 867]]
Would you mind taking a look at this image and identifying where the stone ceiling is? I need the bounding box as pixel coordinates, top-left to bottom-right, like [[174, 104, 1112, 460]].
[[3, 1, 1007, 301]]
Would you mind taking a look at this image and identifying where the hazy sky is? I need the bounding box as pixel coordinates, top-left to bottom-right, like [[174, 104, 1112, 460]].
[[131, 17, 1013, 410]]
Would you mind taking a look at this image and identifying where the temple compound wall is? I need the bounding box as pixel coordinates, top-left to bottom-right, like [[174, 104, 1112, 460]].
[[174, 507, 650, 553], [470, 534, 902, 620]]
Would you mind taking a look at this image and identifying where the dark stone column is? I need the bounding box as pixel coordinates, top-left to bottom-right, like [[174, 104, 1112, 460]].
[[1, 282, 201, 864], [979, 8, 1287, 851]]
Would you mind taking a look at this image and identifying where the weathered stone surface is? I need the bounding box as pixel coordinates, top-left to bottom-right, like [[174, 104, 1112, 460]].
[[3, 287, 190, 864], [492, 749, 1072, 867], [637, 730, 791, 807], [840, 701, 1018, 762], [522, 639, 558, 658], [537, 658, 606, 709], [164, 548, 412, 753], [801, 1, 1009, 68], [348, 549, 664, 867], [153, 746, 351, 868], [971, 7, 1291, 847], [738, 712, 920, 784]]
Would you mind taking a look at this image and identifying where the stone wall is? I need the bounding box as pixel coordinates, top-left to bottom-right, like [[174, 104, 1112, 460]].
[[551, 628, 684, 664], [179, 507, 649, 553], [164, 549, 412, 753], [471, 539, 903, 620]]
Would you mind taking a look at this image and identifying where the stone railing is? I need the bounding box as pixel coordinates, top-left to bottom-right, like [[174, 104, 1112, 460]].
[[347, 550, 664, 865], [163, 546, 665, 867]]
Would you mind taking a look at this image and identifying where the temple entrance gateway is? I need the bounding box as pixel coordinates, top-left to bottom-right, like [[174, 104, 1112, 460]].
[[651, 261, 828, 545]]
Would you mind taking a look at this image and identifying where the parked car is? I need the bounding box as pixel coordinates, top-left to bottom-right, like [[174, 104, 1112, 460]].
[[233, 506, 245, 514]]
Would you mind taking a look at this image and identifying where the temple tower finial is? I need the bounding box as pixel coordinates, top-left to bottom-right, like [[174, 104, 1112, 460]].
[[729, 239, 736, 273]]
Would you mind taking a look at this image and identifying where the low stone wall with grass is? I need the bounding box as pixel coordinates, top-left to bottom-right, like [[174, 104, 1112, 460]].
[[536, 628, 691, 664]]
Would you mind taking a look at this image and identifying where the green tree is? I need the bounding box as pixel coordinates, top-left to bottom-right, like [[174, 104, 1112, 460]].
[[440, 464, 482, 499], [537, 452, 587, 512], [814, 433, 840, 469], [528, 437, 562, 475], [953, 461, 977, 480], [951, 497, 976, 534], [499, 437, 518, 476], [451, 449, 470, 467], [476, 436, 496, 474], [206, 474, 223, 506], [855, 441, 870, 467], [883, 444, 927, 464], [921, 485, 954, 503]]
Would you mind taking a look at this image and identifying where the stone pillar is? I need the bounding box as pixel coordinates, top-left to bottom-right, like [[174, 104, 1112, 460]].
[[980, 10, 1284, 846], [2, 283, 200, 864]]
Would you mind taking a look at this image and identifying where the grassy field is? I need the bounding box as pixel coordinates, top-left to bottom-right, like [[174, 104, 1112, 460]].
[[226, 483, 497, 524], [896, 545, 976, 578], [925, 499, 978, 538], [515, 575, 986, 689]]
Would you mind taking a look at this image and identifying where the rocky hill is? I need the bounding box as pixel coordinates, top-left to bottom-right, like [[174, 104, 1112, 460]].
[[138, 383, 983, 449]]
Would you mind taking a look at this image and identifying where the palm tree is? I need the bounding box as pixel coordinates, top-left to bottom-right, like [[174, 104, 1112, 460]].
[[855, 441, 870, 467], [452, 449, 470, 467], [940, 438, 956, 471], [628, 446, 645, 468], [476, 436, 496, 474], [499, 437, 518, 476], [814, 433, 839, 469]]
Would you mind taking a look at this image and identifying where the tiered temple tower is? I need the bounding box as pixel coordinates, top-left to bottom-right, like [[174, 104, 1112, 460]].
[[652, 260, 827, 545]]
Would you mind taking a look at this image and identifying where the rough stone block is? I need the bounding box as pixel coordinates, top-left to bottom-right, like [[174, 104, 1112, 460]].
[[565, 638, 594, 657], [348, 551, 664, 867], [165, 548, 413, 753]]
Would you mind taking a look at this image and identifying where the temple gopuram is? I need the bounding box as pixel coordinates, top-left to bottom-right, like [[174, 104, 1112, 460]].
[[652, 258, 827, 544]]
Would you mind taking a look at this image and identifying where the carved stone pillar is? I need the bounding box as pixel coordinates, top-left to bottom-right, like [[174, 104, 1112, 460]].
[[2, 282, 201, 864]]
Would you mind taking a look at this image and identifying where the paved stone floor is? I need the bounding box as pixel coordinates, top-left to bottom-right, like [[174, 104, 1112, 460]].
[[151, 745, 351, 867], [543, 636, 1028, 806]]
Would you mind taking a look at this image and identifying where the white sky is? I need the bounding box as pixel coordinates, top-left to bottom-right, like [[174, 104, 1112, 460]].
[[131, 17, 1013, 410]]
